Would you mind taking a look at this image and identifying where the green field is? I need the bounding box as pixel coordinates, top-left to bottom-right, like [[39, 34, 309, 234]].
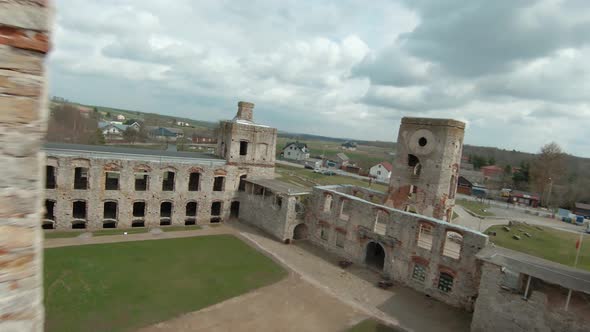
[[109, 144, 166, 150], [276, 164, 388, 192], [162, 225, 202, 232], [277, 137, 394, 171], [486, 224, 590, 272], [92, 228, 150, 237], [456, 199, 495, 216], [348, 319, 401, 332], [44, 235, 287, 332]]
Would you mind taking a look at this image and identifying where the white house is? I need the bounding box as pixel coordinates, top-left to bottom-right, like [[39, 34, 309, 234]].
[[369, 161, 392, 182], [99, 121, 129, 140], [282, 142, 309, 161], [116, 114, 126, 121]]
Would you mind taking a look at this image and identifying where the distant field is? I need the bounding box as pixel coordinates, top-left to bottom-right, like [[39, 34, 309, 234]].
[[486, 224, 590, 272], [108, 144, 166, 150], [276, 137, 394, 171], [456, 199, 495, 216], [44, 235, 286, 332], [276, 164, 388, 192]]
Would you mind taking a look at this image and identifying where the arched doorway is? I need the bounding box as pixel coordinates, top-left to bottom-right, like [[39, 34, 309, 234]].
[[365, 241, 385, 270], [292, 224, 308, 240]]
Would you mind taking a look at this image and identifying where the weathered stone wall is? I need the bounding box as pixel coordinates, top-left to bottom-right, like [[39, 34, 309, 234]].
[[44, 152, 274, 230], [305, 185, 488, 310], [471, 262, 589, 332], [239, 182, 308, 242], [0, 1, 51, 331], [385, 118, 464, 221]]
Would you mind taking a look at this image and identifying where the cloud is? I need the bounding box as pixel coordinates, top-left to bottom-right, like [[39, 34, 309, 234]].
[[48, 0, 590, 157]]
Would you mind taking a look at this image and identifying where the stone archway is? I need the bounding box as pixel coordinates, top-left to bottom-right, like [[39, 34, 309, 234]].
[[292, 224, 308, 240], [365, 241, 385, 270]]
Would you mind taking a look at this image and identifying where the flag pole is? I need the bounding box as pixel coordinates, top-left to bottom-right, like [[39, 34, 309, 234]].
[[566, 232, 584, 311]]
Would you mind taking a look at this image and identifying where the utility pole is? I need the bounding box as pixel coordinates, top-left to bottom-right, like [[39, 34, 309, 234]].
[[546, 177, 553, 210]]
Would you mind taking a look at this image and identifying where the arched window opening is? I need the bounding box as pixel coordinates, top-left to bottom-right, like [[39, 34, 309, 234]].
[[443, 231, 463, 259]]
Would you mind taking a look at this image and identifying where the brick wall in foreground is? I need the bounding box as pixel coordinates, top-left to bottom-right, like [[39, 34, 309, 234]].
[[0, 1, 51, 331]]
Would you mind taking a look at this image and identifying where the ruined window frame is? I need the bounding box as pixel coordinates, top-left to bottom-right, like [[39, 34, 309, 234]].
[[134, 171, 149, 191], [46, 165, 57, 189], [339, 198, 350, 221], [213, 176, 225, 192], [185, 201, 198, 217], [72, 200, 87, 220], [188, 172, 201, 191], [336, 231, 345, 248], [438, 272, 454, 293], [104, 171, 120, 191], [417, 222, 434, 251], [323, 194, 333, 212], [73, 167, 89, 190], [162, 171, 175, 191], [132, 201, 146, 218], [442, 230, 463, 260], [102, 200, 118, 220], [239, 140, 249, 156], [412, 263, 427, 282]]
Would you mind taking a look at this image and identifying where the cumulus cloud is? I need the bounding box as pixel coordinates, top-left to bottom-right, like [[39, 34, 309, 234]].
[[48, 0, 590, 157]]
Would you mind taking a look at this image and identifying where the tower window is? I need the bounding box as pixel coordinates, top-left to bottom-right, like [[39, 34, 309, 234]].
[[240, 141, 248, 156], [418, 137, 427, 147]]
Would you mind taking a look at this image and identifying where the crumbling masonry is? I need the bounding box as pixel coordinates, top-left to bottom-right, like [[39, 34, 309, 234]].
[[0, 1, 52, 331]]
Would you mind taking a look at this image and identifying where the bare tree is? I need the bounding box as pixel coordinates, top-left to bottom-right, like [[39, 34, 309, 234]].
[[530, 142, 566, 207], [46, 103, 99, 144]]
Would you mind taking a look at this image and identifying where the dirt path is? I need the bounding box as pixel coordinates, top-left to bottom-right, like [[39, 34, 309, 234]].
[[139, 274, 366, 332]]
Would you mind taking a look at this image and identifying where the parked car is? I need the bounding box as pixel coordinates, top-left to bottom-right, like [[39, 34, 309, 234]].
[[304, 164, 314, 170], [322, 170, 336, 176], [313, 168, 323, 173]]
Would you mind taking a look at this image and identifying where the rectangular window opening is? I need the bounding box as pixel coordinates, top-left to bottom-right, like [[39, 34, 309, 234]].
[[239, 141, 248, 156], [46, 166, 56, 189], [135, 172, 149, 191], [213, 176, 225, 191], [74, 167, 88, 190], [72, 201, 86, 219], [188, 173, 200, 191], [162, 171, 175, 191], [105, 172, 120, 190], [133, 202, 146, 218]]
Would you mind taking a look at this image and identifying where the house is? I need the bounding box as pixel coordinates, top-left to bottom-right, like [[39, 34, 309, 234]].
[[192, 132, 217, 144], [147, 126, 185, 142], [509, 190, 540, 207], [304, 158, 323, 169], [98, 121, 128, 139], [573, 202, 590, 217], [335, 153, 350, 168], [457, 176, 473, 195], [116, 114, 126, 121], [282, 142, 309, 161], [341, 141, 357, 151], [369, 162, 392, 182], [481, 165, 503, 180]]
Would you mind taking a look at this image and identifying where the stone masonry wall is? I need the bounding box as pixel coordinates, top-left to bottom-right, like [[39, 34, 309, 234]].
[[239, 182, 307, 242], [386, 118, 464, 221], [0, 1, 51, 331], [44, 152, 274, 230], [305, 184, 488, 311], [471, 262, 589, 332]]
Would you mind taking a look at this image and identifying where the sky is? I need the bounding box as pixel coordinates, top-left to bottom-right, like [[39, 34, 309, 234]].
[[49, 0, 590, 157]]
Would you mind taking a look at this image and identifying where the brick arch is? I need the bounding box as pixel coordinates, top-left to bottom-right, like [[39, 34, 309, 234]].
[[103, 162, 121, 171], [71, 158, 90, 167], [188, 166, 203, 173], [133, 164, 152, 172], [160, 165, 178, 172], [214, 169, 227, 176]]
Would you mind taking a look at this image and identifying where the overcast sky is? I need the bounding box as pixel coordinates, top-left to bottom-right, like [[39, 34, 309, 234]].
[[49, 0, 590, 157]]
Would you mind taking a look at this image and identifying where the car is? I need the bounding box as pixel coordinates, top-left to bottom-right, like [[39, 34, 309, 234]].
[[322, 170, 336, 176], [304, 164, 314, 170], [313, 168, 323, 173]]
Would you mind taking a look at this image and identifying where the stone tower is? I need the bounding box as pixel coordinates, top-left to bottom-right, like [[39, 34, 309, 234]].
[[217, 101, 277, 172], [384, 117, 465, 221]]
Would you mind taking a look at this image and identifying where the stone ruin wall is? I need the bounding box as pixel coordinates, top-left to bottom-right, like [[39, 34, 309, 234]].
[[0, 1, 52, 331], [304, 184, 488, 311], [44, 154, 274, 230], [386, 118, 464, 222]]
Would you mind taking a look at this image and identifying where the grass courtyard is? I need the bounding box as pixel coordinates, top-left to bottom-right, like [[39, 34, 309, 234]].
[[348, 319, 401, 332], [456, 198, 495, 216], [486, 224, 590, 272], [44, 235, 287, 332]]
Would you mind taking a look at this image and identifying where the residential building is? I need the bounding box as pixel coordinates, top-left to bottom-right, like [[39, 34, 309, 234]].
[[99, 121, 129, 140], [335, 152, 350, 168], [341, 141, 357, 151], [147, 126, 185, 142], [509, 190, 540, 207], [282, 142, 309, 161], [573, 202, 590, 217], [369, 162, 392, 182], [116, 114, 126, 121], [481, 165, 503, 180], [457, 176, 473, 195]]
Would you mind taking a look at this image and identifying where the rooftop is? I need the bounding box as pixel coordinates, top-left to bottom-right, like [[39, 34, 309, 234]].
[[477, 245, 590, 294], [402, 117, 466, 129], [245, 178, 310, 195], [43, 143, 225, 165], [575, 202, 590, 210]]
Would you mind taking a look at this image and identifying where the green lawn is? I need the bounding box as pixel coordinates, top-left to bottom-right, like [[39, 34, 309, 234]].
[[456, 199, 494, 216], [486, 224, 590, 272], [44, 231, 83, 239], [44, 235, 287, 332], [161, 225, 202, 232], [348, 319, 401, 332], [276, 164, 388, 193], [92, 228, 149, 237]]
